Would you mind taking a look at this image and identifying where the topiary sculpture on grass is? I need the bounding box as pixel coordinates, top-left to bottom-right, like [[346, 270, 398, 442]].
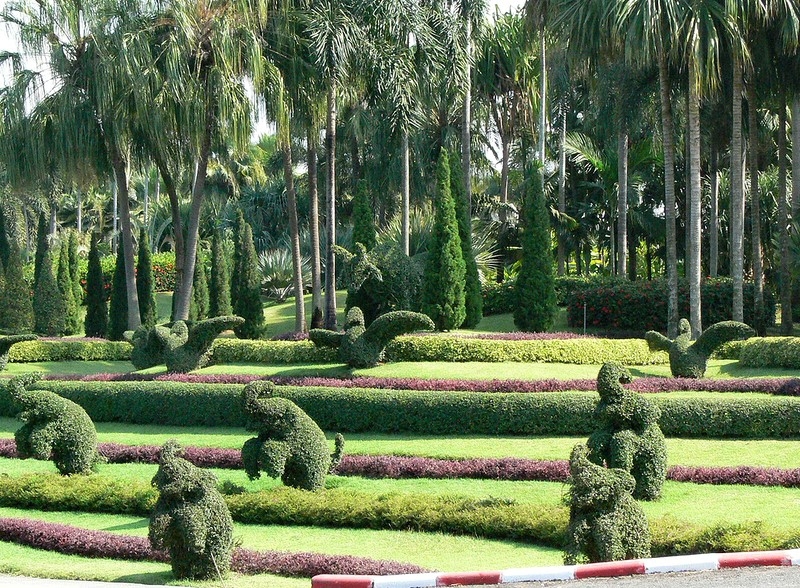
[[128, 315, 244, 373], [564, 443, 650, 565], [645, 318, 755, 378], [587, 362, 667, 501], [149, 440, 234, 580], [241, 381, 344, 491], [0, 334, 37, 370], [309, 306, 435, 368], [9, 373, 103, 475]]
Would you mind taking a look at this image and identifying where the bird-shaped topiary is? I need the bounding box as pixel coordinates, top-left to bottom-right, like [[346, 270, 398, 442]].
[[309, 307, 435, 368], [0, 334, 37, 370], [241, 381, 344, 491], [564, 443, 650, 565], [645, 318, 755, 378], [9, 372, 103, 475], [128, 315, 245, 373], [587, 362, 667, 501], [149, 440, 234, 580]]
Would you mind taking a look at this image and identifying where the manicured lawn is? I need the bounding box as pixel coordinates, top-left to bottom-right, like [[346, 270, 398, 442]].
[[0, 361, 134, 377]]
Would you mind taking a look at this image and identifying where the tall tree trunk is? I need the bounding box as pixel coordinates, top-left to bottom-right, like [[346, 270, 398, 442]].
[[109, 151, 141, 331], [779, 88, 792, 334], [76, 189, 83, 233], [731, 51, 745, 322], [793, 96, 800, 217], [324, 83, 338, 330], [617, 124, 628, 277], [402, 130, 410, 256], [112, 179, 118, 255], [308, 127, 323, 321], [748, 80, 764, 333], [557, 99, 567, 276], [709, 146, 719, 278], [462, 19, 472, 234], [687, 59, 703, 338], [538, 29, 547, 164], [283, 140, 306, 332], [658, 40, 679, 338]]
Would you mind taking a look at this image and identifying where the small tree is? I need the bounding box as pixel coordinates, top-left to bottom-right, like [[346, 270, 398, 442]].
[[68, 230, 82, 306], [189, 250, 210, 321], [33, 212, 48, 288], [136, 229, 157, 328], [233, 221, 265, 339], [108, 242, 128, 340], [33, 249, 66, 336], [209, 230, 231, 317], [513, 168, 556, 331], [450, 150, 482, 328], [421, 148, 466, 331], [57, 238, 79, 335], [84, 234, 108, 338], [0, 242, 34, 332], [351, 179, 376, 251], [230, 211, 245, 313]]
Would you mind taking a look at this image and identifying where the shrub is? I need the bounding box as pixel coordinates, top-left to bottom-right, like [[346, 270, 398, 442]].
[[8, 339, 131, 362], [68, 229, 82, 306], [0, 206, 10, 269], [33, 212, 48, 288], [33, 249, 66, 336], [233, 219, 265, 339], [149, 441, 234, 580], [84, 235, 108, 338], [351, 179, 376, 251], [0, 243, 33, 332], [0, 335, 38, 370], [482, 279, 517, 316], [9, 373, 103, 475], [210, 338, 336, 364], [209, 231, 232, 317], [514, 168, 556, 332], [136, 229, 157, 329], [107, 244, 128, 341], [450, 150, 482, 328], [57, 238, 79, 335], [189, 249, 210, 321], [739, 337, 800, 369], [241, 381, 344, 490]]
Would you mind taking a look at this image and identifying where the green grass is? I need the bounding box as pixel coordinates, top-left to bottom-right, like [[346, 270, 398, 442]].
[[0, 361, 134, 377], [263, 291, 347, 336]]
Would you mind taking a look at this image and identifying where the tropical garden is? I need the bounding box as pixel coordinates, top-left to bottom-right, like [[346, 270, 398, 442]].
[[1, 0, 800, 586]]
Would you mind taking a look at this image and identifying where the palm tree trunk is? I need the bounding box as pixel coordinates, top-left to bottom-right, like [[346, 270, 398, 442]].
[[687, 59, 703, 338], [709, 146, 719, 278], [538, 29, 547, 164], [110, 151, 141, 330], [324, 82, 338, 330], [616, 124, 628, 278], [730, 51, 745, 322], [779, 88, 792, 334], [402, 130, 410, 256], [283, 140, 306, 332], [658, 39, 679, 338], [793, 96, 800, 217], [557, 99, 567, 276], [748, 80, 764, 333], [462, 19, 472, 231], [308, 127, 322, 323]]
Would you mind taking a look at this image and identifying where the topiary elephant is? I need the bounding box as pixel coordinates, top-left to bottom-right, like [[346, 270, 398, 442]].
[[645, 318, 755, 378], [309, 306, 435, 368]]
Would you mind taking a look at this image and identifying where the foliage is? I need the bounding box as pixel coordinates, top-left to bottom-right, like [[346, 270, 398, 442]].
[[351, 179, 376, 251], [33, 212, 48, 289], [149, 440, 234, 580], [33, 250, 66, 336], [233, 220, 265, 339], [421, 149, 466, 331], [136, 230, 157, 329], [8, 373, 103, 475], [0, 335, 37, 370], [257, 248, 309, 302], [209, 231, 232, 317], [108, 245, 128, 341], [564, 444, 650, 564], [189, 250, 210, 321], [514, 169, 556, 332], [68, 230, 82, 306], [230, 211, 246, 315], [738, 337, 800, 369], [57, 239, 79, 335], [210, 339, 336, 364], [84, 236, 108, 338], [241, 381, 344, 491], [646, 319, 755, 378], [310, 307, 435, 368], [8, 339, 131, 362], [586, 363, 667, 500], [0, 244, 33, 333]]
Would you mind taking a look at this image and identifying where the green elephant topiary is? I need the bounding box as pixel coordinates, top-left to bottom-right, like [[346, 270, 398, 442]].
[[241, 381, 344, 491], [587, 362, 667, 501], [128, 315, 245, 373], [149, 440, 234, 580], [0, 334, 38, 370], [564, 443, 650, 565], [309, 306, 435, 368], [9, 373, 103, 475], [645, 318, 755, 378]]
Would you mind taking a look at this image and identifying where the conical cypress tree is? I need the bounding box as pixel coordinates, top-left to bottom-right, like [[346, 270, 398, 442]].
[[514, 168, 556, 332], [230, 211, 245, 312], [136, 229, 157, 328], [450, 150, 482, 328], [108, 242, 128, 340], [0, 243, 33, 332], [0, 206, 10, 269], [190, 249, 210, 321], [33, 212, 48, 288], [421, 148, 466, 331], [34, 249, 66, 336], [57, 238, 79, 335], [209, 231, 231, 317], [351, 179, 376, 251], [84, 234, 108, 338], [233, 222, 264, 339], [68, 229, 82, 305]]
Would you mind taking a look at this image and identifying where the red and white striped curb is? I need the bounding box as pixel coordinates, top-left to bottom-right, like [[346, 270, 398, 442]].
[[311, 549, 800, 587]]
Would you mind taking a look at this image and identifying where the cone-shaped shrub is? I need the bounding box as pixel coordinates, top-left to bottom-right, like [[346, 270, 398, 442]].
[[108, 243, 128, 341], [33, 212, 48, 289], [57, 238, 79, 335], [421, 148, 466, 331], [233, 222, 264, 339], [450, 150, 482, 328], [190, 250, 210, 322], [351, 179, 376, 251], [230, 212, 245, 313], [0, 243, 33, 332], [33, 249, 66, 336], [513, 167, 556, 332], [136, 229, 157, 329], [84, 234, 108, 338], [68, 230, 81, 306], [209, 231, 231, 317]]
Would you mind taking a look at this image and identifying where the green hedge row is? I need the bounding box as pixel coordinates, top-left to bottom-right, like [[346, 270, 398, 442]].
[[8, 340, 133, 362], [209, 339, 337, 364], [737, 337, 800, 369], [0, 473, 794, 556], [384, 337, 667, 365], [7, 381, 800, 439]]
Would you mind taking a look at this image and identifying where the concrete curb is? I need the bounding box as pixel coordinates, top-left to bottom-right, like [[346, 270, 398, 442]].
[[311, 549, 800, 587]]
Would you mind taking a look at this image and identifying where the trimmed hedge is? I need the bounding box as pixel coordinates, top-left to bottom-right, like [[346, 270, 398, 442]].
[[210, 339, 337, 364], [7, 339, 132, 362], [8, 380, 800, 439], [738, 337, 800, 369]]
